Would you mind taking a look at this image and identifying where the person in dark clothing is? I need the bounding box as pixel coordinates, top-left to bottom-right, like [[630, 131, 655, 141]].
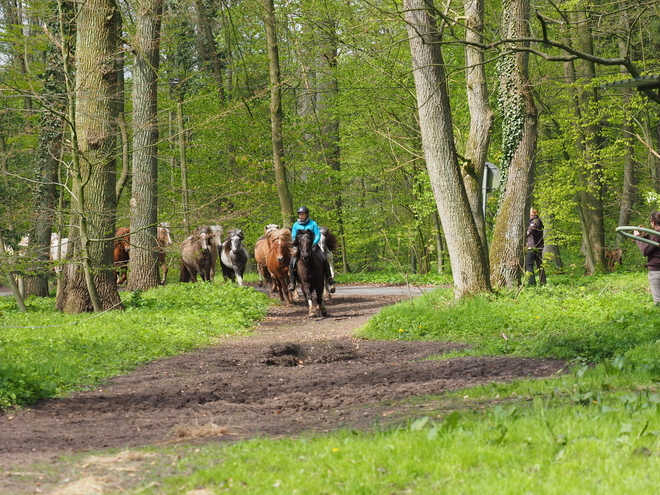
[[526, 208, 546, 286], [634, 211, 660, 304]]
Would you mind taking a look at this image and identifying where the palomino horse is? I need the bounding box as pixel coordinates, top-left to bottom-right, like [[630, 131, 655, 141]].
[[318, 227, 339, 299], [113, 227, 131, 284], [294, 229, 327, 317], [254, 223, 279, 288], [265, 228, 293, 304], [180, 226, 213, 282], [156, 222, 173, 284], [220, 228, 248, 286]]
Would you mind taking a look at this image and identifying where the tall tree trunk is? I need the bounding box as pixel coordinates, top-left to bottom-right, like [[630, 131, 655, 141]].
[[193, 0, 225, 103], [615, 2, 636, 240], [176, 99, 190, 232], [462, 0, 493, 246], [127, 0, 163, 291], [573, 9, 605, 273], [489, 0, 538, 289], [56, 0, 122, 313], [403, 0, 491, 296]]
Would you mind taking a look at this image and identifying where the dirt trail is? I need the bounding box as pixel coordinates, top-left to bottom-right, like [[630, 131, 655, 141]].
[[0, 289, 565, 492]]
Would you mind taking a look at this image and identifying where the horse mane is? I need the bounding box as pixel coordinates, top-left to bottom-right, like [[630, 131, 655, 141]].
[[293, 228, 313, 246], [320, 227, 338, 252], [228, 228, 244, 240], [268, 228, 292, 243]]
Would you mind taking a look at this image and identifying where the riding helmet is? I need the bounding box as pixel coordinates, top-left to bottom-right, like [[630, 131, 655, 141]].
[[297, 206, 310, 215]]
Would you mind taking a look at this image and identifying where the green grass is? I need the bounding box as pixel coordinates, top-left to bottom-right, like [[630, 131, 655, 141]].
[[0, 282, 271, 408], [6, 270, 660, 493], [358, 272, 660, 363]]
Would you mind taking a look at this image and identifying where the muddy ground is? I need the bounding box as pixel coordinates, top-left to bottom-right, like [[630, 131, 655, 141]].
[[0, 288, 566, 493]]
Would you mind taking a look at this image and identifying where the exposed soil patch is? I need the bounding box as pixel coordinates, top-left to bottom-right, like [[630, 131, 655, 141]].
[[0, 289, 565, 492]]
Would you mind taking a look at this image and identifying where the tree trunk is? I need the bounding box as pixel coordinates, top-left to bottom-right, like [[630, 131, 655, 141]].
[[177, 99, 190, 232], [573, 9, 605, 273], [263, 0, 294, 227], [403, 0, 491, 296], [193, 0, 225, 103], [56, 0, 122, 313], [489, 0, 538, 289], [127, 0, 163, 291], [462, 0, 493, 246]]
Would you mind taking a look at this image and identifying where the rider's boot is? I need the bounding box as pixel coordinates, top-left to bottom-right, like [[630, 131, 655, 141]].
[[324, 260, 336, 293], [286, 258, 298, 292]]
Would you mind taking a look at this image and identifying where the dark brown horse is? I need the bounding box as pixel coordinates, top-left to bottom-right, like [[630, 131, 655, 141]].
[[265, 228, 293, 304], [113, 227, 131, 284], [180, 226, 213, 283], [294, 229, 327, 317], [156, 222, 173, 284]]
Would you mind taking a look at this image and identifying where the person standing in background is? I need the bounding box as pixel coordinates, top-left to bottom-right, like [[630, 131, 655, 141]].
[[526, 208, 546, 286], [633, 212, 660, 305]]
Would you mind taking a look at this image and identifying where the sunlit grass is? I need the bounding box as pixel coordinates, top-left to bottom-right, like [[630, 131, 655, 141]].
[[0, 283, 271, 408]]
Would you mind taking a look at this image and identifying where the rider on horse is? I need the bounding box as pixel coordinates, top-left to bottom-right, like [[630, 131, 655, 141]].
[[288, 206, 336, 294]]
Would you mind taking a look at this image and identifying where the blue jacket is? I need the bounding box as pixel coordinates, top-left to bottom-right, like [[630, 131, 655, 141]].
[[291, 218, 320, 245]]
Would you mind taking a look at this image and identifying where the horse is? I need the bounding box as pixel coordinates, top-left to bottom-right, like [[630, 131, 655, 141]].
[[265, 228, 293, 304], [156, 222, 173, 284], [208, 225, 223, 282], [254, 224, 279, 288], [180, 226, 213, 283], [605, 247, 623, 272], [318, 226, 339, 299], [220, 228, 248, 286], [294, 229, 327, 317], [113, 227, 131, 284]]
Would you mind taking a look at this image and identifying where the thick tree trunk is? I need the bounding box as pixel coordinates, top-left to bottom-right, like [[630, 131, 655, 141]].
[[403, 0, 490, 296], [56, 0, 122, 313], [462, 0, 493, 246], [127, 0, 163, 291], [263, 0, 294, 227], [489, 0, 538, 289]]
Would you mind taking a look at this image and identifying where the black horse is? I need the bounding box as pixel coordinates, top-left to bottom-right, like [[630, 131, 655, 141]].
[[294, 230, 327, 317]]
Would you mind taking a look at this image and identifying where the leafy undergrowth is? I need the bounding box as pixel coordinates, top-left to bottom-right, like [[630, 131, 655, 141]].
[[0, 283, 271, 409], [358, 272, 660, 365]]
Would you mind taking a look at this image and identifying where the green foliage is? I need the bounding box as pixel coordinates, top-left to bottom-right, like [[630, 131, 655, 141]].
[[0, 283, 271, 409], [359, 272, 660, 363]]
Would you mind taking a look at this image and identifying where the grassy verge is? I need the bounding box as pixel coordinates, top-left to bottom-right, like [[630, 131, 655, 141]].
[[6, 271, 660, 494], [0, 283, 271, 408]]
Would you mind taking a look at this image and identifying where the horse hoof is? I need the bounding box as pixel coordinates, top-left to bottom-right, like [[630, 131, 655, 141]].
[[329, 285, 336, 294]]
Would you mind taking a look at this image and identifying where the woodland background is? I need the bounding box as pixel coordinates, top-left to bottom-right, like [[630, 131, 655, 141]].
[[0, 0, 659, 309]]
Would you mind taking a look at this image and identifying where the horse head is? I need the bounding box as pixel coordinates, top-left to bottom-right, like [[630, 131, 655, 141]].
[[268, 228, 292, 263], [296, 230, 314, 261], [158, 222, 173, 247], [228, 229, 244, 254], [210, 225, 223, 249], [193, 226, 213, 254]]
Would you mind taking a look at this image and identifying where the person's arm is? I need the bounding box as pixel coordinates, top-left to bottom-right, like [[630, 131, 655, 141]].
[[312, 222, 321, 245]]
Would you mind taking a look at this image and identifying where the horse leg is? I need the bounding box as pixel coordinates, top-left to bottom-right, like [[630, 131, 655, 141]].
[[234, 267, 243, 286]]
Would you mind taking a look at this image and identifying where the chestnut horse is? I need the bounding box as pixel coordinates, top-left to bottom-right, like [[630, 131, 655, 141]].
[[113, 227, 131, 284], [180, 226, 213, 282], [294, 229, 327, 317], [265, 228, 293, 304], [156, 222, 173, 284], [254, 223, 279, 288]]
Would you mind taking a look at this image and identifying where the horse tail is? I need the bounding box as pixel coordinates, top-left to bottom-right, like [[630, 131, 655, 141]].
[[325, 230, 339, 253]]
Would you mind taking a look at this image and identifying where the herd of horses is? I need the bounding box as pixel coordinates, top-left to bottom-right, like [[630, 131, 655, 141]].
[[113, 222, 339, 317]]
